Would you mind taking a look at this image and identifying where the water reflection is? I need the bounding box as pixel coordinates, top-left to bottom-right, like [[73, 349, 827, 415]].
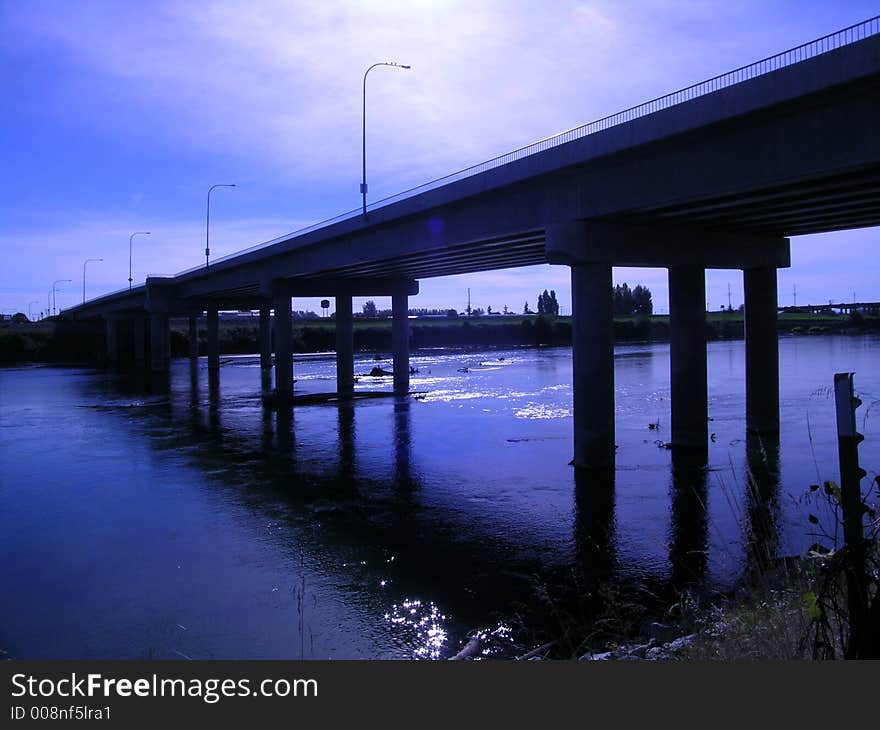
[[337, 404, 356, 486], [393, 397, 414, 493], [572, 467, 617, 587], [744, 431, 781, 573], [8, 338, 869, 658], [275, 406, 295, 456], [669, 450, 709, 588]]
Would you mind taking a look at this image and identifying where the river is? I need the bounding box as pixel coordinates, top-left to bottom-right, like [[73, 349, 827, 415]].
[[1, 334, 878, 658]]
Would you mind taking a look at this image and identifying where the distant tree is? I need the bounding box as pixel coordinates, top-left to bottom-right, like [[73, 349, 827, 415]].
[[487, 305, 493, 314], [632, 285, 653, 315], [362, 300, 378, 318], [446, 309, 459, 319], [471, 307, 485, 317], [613, 283, 632, 315], [523, 301, 532, 314], [503, 304, 509, 315], [537, 289, 560, 316]]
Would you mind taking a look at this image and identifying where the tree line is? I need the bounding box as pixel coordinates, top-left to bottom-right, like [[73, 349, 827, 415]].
[[357, 283, 652, 319]]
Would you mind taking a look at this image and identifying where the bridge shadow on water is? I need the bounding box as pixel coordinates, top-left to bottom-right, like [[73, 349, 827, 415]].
[[90, 362, 783, 656]]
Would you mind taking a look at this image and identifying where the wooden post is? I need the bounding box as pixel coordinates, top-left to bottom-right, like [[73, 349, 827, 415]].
[[834, 372, 869, 658]]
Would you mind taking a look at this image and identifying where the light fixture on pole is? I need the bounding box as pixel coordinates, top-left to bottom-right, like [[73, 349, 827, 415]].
[[129, 232, 151, 290], [52, 279, 72, 317], [83, 258, 103, 303], [206, 184, 236, 268], [362, 62, 411, 216]]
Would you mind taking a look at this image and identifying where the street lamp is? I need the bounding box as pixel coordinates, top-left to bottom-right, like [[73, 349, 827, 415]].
[[362, 62, 411, 216], [83, 258, 103, 303], [206, 184, 235, 268], [52, 279, 72, 317], [129, 232, 151, 290]]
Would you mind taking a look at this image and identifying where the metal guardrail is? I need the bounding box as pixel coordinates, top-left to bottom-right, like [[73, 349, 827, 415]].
[[163, 15, 876, 277]]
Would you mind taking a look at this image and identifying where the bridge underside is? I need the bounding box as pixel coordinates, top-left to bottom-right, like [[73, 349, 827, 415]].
[[621, 167, 880, 236]]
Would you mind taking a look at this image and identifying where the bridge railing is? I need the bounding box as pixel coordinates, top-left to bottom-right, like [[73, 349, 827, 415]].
[[169, 15, 879, 277]]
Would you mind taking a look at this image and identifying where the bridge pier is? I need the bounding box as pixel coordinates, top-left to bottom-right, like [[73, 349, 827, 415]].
[[335, 292, 355, 398], [571, 262, 615, 469], [744, 267, 779, 433], [188, 315, 199, 360], [259, 306, 272, 371], [149, 314, 170, 372], [392, 282, 410, 394], [273, 291, 293, 396], [547, 221, 790, 467], [104, 317, 119, 366], [207, 305, 219, 374], [133, 316, 146, 366], [669, 265, 708, 454]]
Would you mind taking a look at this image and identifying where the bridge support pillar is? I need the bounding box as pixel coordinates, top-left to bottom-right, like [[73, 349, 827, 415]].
[[149, 314, 170, 372], [669, 265, 708, 453], [744, 267, 779, 433], [335, 292, 355, 398], [188, 315, 199, 359], [133, 316, 145, 366], [207, 306, 219, 373], [105, 317, 119, 365], [571, 262, 615, 469], [259, 306, 272, 371], [392, 283, 410, 394], [273, 292, 293, 396]]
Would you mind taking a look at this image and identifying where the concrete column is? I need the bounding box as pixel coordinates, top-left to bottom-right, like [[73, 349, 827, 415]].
[[105, 317, 119, 365], [668, 265, 708, 451], [571, 262, 615, 469], [273, 291, 293, 396], [133, 317, 145, 365], [149, 313, 170, 372], [335, 292, 354, 398], [744, 267, 780, 433], [392, 283, 410, 394], [259, 305, 272, 371], [188, 315, 199, 359], [207, 305, 220, 373]]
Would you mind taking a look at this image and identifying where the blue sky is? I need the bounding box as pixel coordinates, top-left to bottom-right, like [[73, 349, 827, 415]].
[[2, 0, 877, 318]]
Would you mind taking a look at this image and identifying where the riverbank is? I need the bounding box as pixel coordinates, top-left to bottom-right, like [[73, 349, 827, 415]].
[[467, 545, 878, 661], [2, 312, 878, 363]]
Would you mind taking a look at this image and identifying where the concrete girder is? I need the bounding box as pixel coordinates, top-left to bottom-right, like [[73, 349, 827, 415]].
[[545, 221, 790, 269], [255, 277, 419, 300]]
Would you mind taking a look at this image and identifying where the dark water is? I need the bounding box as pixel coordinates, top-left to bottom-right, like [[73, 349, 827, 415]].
[[1, 335, 878, 659]]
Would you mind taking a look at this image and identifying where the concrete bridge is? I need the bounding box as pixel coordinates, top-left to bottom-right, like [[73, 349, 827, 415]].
[[64, 17, 880, 468]]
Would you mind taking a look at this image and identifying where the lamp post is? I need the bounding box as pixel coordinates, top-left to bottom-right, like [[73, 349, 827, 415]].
[[52, 279, 72, 317], [362, 62, 410, 216], [206, 184, 235, 268], [83, 258, 103, 303], [28, 301, 39, 322], [129, 232, 151, 290]]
